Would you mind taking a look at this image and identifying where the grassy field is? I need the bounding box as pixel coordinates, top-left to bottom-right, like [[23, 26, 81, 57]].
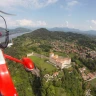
[[90, 78, 96, 87], [54, 52, 67, 57], [29, 56, 56, 74]]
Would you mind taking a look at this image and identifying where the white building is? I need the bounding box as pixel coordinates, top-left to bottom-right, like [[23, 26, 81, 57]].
[[7, 39, 13, 48], [27, 52, 34, 57], [7, 43, 13, 47], [49, 53, 71, 69]]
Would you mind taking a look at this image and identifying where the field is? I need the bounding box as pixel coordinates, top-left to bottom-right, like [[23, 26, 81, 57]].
[[90, 78, 96, 87], [29, 56, 57, 74], [54, 52, 67, 57]]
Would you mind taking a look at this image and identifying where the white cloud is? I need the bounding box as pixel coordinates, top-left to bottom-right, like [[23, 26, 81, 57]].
[[47, 0, 58, 4], [86, 20, 96, 30], [61, 0, 79, 10], [0, 0, 58, 9], [60, 5, 64, 9], [23, 0, 58, 8], [91, 20, 96, 24], [0, 17, 47, 28], [16, 19, 47, 27], [37, 21, 47, 26], [16, 19, 35, 26], [67, 0, 79, 7], [56, 20, 96, 31], [59, 21, 75, 28], [66, 0, 79, 10], [66, 21, 69, 27], [90, 26, 92, 29]]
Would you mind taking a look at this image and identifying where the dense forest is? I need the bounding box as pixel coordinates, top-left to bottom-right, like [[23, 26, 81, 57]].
[[4, 28, 96, 96]]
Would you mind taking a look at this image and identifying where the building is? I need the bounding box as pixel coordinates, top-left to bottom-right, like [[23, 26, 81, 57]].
[[89, 51, 96, 58], [53, 72, 59, 77], [27, 52, 34, 57], [7, 39, 13, 48], [49, 53, 71, 69], [79, 67, 96, 81], [7, 43, 13, 47], [79, 67, 86, 73]]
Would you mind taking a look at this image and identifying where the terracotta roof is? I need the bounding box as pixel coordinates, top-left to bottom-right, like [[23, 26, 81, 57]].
[[87, 73, 94, 79], [50, 53, 71, 64], [50, 52, 54, 55], [52, 57, 71, 64], [53, 72, 59, 76]]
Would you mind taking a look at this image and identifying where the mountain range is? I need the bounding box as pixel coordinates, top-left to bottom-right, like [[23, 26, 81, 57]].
[[49, 27, 96, 36], [0, 27, 96, 36], [49, 27, 81, 33], [0, 27, 32, 36]]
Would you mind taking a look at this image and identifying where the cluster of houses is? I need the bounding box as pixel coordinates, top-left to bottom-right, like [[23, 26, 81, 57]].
[[49, 52, 71, 69], [79, 67, 96, 81], [44, 72, 59, 82], [51, 40, 96, 60], [89, 51, 96, 58], [27, 52, 72, 70]]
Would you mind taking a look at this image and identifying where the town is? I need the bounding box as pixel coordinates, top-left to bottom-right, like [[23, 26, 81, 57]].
[[79, 67, 96, 81], [27, 51, 96, 83]]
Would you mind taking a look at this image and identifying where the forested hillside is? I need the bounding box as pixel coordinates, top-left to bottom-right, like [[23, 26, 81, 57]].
[[4, 28, 96, 96]]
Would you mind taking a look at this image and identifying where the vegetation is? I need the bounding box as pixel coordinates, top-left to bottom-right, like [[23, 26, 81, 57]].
[[4, 28, 96, 95], [40, 66, 84, 96], [29, 56, 56, 74]]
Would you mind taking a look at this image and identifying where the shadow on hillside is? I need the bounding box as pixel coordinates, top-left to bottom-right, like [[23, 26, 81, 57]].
[[29, 73, 42, 96]]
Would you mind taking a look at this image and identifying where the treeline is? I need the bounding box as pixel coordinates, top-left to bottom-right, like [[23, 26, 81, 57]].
[[18, 28, 96, 50], [79, 58, 96, 72], [41, 66, 85, 96], [4, 28, 96, 95]]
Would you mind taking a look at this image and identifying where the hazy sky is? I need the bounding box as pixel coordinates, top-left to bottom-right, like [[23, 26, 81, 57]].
[[0, 0, 96, 30]]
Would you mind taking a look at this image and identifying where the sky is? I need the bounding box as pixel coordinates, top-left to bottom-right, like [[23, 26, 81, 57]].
[[0, 0, 96, 31]]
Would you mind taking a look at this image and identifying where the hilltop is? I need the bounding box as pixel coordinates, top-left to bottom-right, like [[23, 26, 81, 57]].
[[4, 28, 96, 96], [0, 27, 31, 36]]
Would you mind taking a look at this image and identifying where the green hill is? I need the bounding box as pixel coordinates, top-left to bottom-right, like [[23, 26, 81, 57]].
[[4, 28, 96, 96]]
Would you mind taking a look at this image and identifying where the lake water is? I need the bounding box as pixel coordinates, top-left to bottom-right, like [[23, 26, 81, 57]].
[[0, 32, 30, 42]]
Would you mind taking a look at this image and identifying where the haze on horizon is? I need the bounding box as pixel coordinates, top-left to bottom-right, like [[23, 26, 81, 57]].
[[0, 0, 95, 31]]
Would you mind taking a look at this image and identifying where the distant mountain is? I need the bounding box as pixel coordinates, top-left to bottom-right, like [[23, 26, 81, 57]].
[[84, 30, 96, 36], [1, 26, 96, 36], [10, 27, 31, 33], [0, 27, 6, 32], [49, 27, 81, 33], [49, 27, 96, 36], [0, 27, 32, 36], [25, 28, 88, 41], [0, 27, 7, 36], [16, 28, 93, 50]]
